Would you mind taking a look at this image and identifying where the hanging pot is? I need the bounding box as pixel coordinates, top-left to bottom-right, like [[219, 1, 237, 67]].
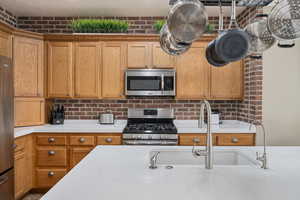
[[205, 0, 229, 67], [245, 14, 276, 54], [267, 0, 300, 40], [160, 24, 191, 56], [214, 0, 250, 62], [167, 0, 208, 43]]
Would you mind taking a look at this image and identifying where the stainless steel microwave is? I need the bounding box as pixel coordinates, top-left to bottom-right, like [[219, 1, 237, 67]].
[[125, 69, 176, 96]]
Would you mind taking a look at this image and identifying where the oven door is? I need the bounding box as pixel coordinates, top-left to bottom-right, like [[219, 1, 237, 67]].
[[125, 70, 175, 96]]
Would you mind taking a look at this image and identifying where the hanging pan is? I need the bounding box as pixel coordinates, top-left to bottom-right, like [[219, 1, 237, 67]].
[[160, 24, 191, 56], [205, 0, 229, 67], [267, 0, 300, 41], [245, 14, 276, 54], [167, 0, 208, 44], [214, 0, 250, 62]]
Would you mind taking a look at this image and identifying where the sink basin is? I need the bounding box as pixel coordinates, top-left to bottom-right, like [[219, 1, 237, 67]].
[[150, 149, 258, 167]]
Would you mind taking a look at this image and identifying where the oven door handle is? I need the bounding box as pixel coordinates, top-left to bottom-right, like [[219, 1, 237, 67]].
[[161, 74, 164, 91]]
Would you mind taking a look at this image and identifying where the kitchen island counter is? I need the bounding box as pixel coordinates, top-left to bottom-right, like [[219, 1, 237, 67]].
[[41, 146, 300, 200]]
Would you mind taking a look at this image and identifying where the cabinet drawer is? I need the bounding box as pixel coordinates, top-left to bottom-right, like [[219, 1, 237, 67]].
[[36, 136, 67, 146], [36, 168, 67, 188], [216, 134, 255, 146], [179, 134, 207, 146], [36, 147, 67, 167], [70, 136, 95, 146], [97, 135, 122, 145]]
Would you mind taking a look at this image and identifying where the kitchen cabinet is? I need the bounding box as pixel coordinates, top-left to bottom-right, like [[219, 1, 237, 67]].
[[70, 147, 94, 168], [13, 36, 44, 97], [0, 29, 12, 58], [74, 42, 101, 98], [14, 98, 45, 127], [36, 169, 67, 188], [97, 134, 122, 145], [151, 42, 175, 69], [14, 135, 33, 199], [176, 42, 210, 99], [127, 42, 174, 69], [127, 42, 150, 68], [47, 42, 73, 98], [179, 133, 255, 146], [101, 42, 126, 99], [210, 60, 244, 99]]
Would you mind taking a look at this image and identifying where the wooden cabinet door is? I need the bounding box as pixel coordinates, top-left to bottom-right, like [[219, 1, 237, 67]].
[[127, 42, 150, 68], [70, 147, 94, 169], [14, 36, 44, 97], [14, 152, 26, 199], [15, 98, 45, 127], [0, 30, 12, 58], [102, 42, 126, 99], [74, 42, 101, 98], [176, 42, 210, 99], [151, 43, 175, 69], [210, 60, 244, 100], [47, 42, 73, 98]]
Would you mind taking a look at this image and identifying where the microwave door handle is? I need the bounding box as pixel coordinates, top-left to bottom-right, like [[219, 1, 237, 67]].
[[161, 74, 164, 91]]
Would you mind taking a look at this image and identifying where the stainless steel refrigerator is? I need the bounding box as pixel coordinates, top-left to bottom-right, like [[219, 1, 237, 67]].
[[0, 55, 14, 200]]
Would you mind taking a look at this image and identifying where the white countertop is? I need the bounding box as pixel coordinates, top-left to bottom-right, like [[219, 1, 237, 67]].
[[41, 146, 300, 200], [14, 120, 256, 138]]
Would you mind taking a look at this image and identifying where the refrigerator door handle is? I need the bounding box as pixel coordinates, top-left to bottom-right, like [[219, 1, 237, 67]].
[[0, 175, 8, 185]]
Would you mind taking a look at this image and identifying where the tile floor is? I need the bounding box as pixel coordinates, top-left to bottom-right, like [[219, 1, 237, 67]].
[[22, 193, 44, 200]]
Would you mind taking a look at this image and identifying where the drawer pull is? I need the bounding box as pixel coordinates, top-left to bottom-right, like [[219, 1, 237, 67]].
[[48, 172, 55, 177], [13, 144, 17, 149], [48, 150, 56, 155], [105, 138, 113, 143], [232, 137, 239, 143], [48, 137, 55, 143], [193, 138, 200, 144], [79, 137, 86, 143]]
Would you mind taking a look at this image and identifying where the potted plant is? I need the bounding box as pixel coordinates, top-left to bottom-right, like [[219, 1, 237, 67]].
[[153, 20, 166, 33], [70, 19, 129, 33]]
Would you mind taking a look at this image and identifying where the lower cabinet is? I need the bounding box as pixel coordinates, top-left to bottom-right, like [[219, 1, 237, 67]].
[[14, 135, 33, 199], [70, 147, 94, 168], [35, 169, 67, 188], [179, 133, 255, 146]]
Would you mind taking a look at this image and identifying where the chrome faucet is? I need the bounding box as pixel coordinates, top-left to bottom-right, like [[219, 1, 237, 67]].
[[250, 121, 268, 169], [149, 152, 160, 169], [193, 100, 213, 169]]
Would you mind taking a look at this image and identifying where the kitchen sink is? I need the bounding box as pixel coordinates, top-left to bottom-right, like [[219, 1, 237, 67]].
[[150, 149, 258, 167]]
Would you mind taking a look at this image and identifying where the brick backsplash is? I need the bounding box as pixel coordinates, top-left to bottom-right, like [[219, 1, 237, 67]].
[[0, 5, 17, 27], [17, 16, 231, 34], [53, 98, 240, 121]]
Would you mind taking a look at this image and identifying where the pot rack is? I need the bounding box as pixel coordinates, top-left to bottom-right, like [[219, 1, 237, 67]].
[[169, 0, 273, 7]]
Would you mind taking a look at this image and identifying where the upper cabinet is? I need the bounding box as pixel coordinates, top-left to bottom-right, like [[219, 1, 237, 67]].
[[47, 42, 73, 98], [151, 43, 175, 69], [13, 36, 44, 97], [176, 42, 210, 99], [127, 42, 175, 69], [74, 42, 101, 98], [0, 30, 12, 58], [127, 42, 150, 68], [101, 42, 126, 99], [210, 60, 244, 100]]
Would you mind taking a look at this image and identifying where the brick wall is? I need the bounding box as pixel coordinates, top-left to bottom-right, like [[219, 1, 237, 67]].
[[17, 16, 231, 34], [54, 98, 240, 120], [0, 5, 17, 27]]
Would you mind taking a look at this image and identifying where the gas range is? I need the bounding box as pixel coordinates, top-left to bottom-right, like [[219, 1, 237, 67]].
[[123, 108, 178, 145]]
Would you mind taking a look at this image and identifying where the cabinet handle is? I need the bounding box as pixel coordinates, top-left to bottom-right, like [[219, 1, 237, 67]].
[[79, 137, 86, 143], [105, 138, 113, 143], [231, 137, 239, 143], [193, 138, 200, 144], [48, 172, 55, 177], [13, 144, 17, 149], [48, 137, 55, 143], [48, 150, 56, 155]]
